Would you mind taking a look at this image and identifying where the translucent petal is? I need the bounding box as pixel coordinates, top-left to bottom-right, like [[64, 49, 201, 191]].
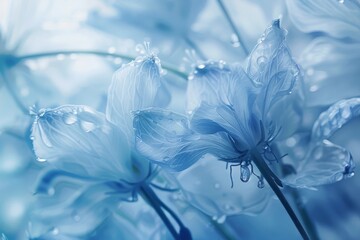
[[301, 38, 360, 106], [284, 140, 354, 188], [134, 108, 238, 171], [187, 62, 254, 113], [311, 98, 360, 141], [191, 102, 260, 149], [246, 19, 287, 85], [106, 55, 169, 140], [187, 61, 231, 112], [246, 20, 303, 139], [31, 105, 147, 183], [178, 155, 272, 217], [31, 182, 133, 239], [286, 0, 360, 39]]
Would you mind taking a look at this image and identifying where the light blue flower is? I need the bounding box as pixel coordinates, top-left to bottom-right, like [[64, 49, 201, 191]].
[[286, 0, 360, 106], [134, 20, 355, 220], [29, 48, 188, 238], [87, 0, 206, 62]]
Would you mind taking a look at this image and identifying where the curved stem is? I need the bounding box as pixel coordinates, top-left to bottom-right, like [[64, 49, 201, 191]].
[[10, 51, 188, 80], [184, 36, 207, 61], [140, 184, 192, 240], [216, 0, 249, 55], [251, 150, 309, 240]]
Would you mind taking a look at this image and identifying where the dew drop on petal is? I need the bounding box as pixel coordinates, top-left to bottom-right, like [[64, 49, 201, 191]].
[[80, 121, 96, 132], [48, 187, 55, 196], [63, 113, 77, 125], [256, 56, 267, 69], [36, 157, 47, 162]]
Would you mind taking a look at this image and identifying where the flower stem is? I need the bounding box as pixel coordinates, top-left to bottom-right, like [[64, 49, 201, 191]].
[[7, 51, 189, 80], [140, 184, 192, 240], [216, 0, 249, 55], [251, 150, 309, 240]]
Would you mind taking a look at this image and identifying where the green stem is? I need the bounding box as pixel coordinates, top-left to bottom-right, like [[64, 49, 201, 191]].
[[216, 0, 249, 55], [251, 150, 309, 240], [8, 51, 188, 80]]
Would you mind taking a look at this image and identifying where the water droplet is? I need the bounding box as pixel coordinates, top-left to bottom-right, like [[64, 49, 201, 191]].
[[214, 183, 220, 189], [80, 121, 96, 132], [338, 0, 344, 3], [257, 179, 265, 188], [135, 44, 145, 54], [48, 187, 55, 196], [107, 47, 116, 54], [240, 165, 251, 182], [256, 56, 267, 69], [230, 34, 240, 48], [216, 215, 227, 224], [309, 85, 319, 92], [36, 157, 47, 162], [197, 64, 205, 70], [51, 227, 59, 235], [63, 113, 77, 125]]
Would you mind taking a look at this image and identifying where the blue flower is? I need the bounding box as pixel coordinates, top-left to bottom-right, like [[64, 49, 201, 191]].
[[286, 0, 360, 106], [29, 47, 178, 238], [134, 20, 355, 220]]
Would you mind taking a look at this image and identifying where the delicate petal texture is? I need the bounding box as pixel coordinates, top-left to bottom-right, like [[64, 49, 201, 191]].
[[106, 55, 169, 140], [284, 98, 359, 188], [247, 20, 303, 139], [286, 0, 360, 39], [301, 38, 360, 106], [31, 105, 147, 183], [187, 62, 255, 113], [311, 98, 360, 141], [246, 19, 287, 85], [30, 182, 135, 239], [284, 140, 354, 188], [178, 155, 272, 218], [134, 108, 238, 171]]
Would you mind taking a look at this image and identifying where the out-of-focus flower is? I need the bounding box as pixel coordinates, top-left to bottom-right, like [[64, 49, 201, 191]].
[[87, 0, 206, 64], [286, 0, 360, 106], [134, 20, 354, 218]]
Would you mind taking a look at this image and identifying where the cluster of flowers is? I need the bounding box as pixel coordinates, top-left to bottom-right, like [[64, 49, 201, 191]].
[[0, 0, 359, 239]]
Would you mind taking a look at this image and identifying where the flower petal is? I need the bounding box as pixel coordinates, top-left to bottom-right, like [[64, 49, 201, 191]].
[[187, 62, 255, 112], [106, 55, 169, 140], [311, 98, 360, 141], [31, 105, 147, 183], [178, 155, 272, 218], [134, 108, 238, 171], [284, 140, 354, 188], [246, 19, 286, 85], [286, 0, 360, 39], [300, 38, 360, 106]]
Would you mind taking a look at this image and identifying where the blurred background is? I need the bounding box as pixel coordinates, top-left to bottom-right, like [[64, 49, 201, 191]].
[[1, 0, 359, 239]]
